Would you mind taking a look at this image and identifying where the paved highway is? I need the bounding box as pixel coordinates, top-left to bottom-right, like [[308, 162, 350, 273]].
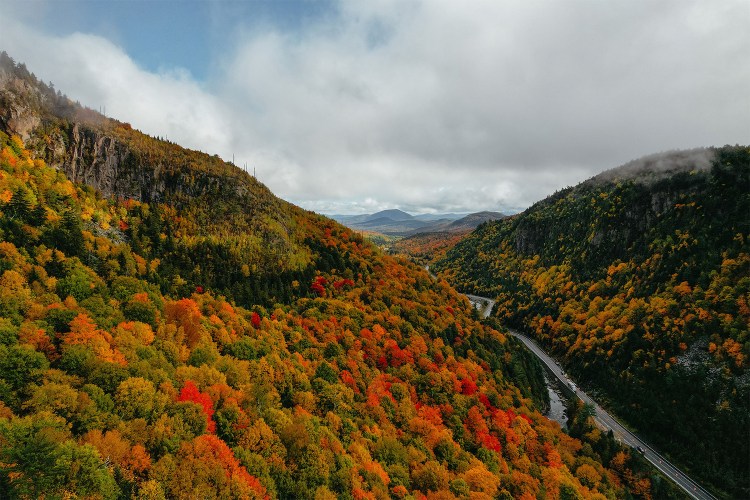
[[463, 293, 717, 500]]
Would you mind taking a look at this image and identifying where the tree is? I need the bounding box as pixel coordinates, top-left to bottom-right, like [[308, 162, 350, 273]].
[[84, 429, 152, 482], [462, 465, 500, 496], [0, 413, 69, 497], [0, 270, 31, 321], [0, 412, 118, 498], [152, 434, 266, 499], [177, 380, 215, 433], [411, 460, 449, 493], [0, 344, 49, 406], [164, 299, 205, 347], [63, 313, 126, 366], [115, 377, 159, 420]]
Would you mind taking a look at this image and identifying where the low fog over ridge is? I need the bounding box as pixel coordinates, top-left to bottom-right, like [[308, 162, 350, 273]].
[[586, 147, 717, 186]]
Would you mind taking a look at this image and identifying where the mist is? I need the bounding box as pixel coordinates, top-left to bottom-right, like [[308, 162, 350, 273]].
[[588, 148, 717, 186]]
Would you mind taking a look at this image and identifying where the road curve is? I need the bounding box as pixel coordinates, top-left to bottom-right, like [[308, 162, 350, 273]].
[[464, 294, 495, 319], [463, 293, 717, 500]]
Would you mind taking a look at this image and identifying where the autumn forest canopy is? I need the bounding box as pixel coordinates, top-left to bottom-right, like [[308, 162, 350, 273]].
[[0, 51, 746, 500], [433, 146, 750, 498]]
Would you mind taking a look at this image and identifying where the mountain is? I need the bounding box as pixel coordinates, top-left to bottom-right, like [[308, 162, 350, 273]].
[[447, 211, 505, 231], [331, 209, 419, 227], [0, 52, 672, 498], [366, 209, 414, 222], [413, 213, 466, 222], [333, 210, 501, 237], [332, 210, 441, 236], [434, 146, 750, 498]]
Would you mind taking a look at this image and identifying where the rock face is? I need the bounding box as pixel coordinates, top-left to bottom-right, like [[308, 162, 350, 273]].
[[44, 123, 244, 205], [0, 71, 41, 143], [0, 64, 251, 206], [13, 117, 169, 203], [0, 64, 133, 198], [55, 123, 166, 202]]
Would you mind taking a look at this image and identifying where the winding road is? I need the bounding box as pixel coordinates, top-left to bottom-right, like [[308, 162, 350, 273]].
[[463, 293, 717, 500]]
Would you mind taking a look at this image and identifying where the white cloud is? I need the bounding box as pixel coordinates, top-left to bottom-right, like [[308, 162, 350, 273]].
[[0, 23, 231, 157], [2, 0, 749, 215]]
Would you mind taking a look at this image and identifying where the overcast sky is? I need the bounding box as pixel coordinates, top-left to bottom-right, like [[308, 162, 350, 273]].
[[2, 0, 748, 214]]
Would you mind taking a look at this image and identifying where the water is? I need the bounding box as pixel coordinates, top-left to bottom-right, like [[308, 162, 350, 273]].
[[545, 374, 568, 427]]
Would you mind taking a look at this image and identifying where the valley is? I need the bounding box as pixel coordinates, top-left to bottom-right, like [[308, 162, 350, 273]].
[[464, 291, 716, 499], [1, 2, 746, 499], [0, 52, 682, 499], [507, 328, 716, 500]]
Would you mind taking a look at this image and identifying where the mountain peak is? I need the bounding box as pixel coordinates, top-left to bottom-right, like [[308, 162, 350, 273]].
[[366, 209, 413, 221]]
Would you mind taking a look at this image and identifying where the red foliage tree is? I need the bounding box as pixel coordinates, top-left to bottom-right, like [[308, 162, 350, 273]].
[[178, 380, 216, 433], [334, 278, 354, 289], [311, 276, 327, 296], [461, 378, 478, 396]]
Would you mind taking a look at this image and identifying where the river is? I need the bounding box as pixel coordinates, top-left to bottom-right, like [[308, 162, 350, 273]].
[[544, 374, 568, 427], [463, 293, 568, 426], [459, 286, 715, 498]]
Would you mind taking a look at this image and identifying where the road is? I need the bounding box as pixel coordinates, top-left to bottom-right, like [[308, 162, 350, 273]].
[[465, 294, 495, 319], [463, 293, 717, 500]]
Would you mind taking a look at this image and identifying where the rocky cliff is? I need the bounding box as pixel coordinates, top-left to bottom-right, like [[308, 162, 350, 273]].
[[0, 53, 258, 206], [0, 64, 42, 142]]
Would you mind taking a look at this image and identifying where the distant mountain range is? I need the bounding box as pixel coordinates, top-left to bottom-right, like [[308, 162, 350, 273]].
[[331, 209, 505, 236]]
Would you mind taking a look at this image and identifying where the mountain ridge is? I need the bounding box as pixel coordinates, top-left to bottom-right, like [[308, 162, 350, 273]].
[[433, 145, 750, 497], [333, 210, 504, 237]]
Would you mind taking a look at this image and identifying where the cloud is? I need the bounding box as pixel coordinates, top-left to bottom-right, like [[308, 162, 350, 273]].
[[218, 0, 750, 213], [2, 0, 749, 214], [0, 21, 232, 157]]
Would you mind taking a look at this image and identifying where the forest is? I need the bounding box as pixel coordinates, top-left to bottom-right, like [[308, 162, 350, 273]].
[[392, 232, 470, 269], [0, 54, 679, 498], [433, 147, 750, 498]]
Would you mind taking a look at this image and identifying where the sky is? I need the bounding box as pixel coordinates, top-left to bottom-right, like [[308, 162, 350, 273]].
[[1, 0, 748, 215]]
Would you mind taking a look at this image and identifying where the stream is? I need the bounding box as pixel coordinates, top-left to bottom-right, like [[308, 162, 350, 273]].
[[459, 286, 715, 498], [544, 374, 568, 427], [462, 292, 568, 426]]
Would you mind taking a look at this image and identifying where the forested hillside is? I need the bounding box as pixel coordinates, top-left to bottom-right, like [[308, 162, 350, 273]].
[[0, 54, 672, 498], [392, 231, 470, 268], [434, 147, 750, 498]]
